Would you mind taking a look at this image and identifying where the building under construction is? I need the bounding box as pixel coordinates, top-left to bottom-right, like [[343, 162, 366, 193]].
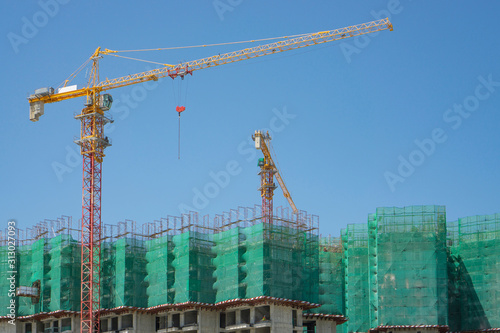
[[0, 205, 499, 333]]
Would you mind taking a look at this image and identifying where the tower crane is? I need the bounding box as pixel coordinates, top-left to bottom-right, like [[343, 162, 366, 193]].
[[26, 18, 392, 333], [253, 130, 298, 223]]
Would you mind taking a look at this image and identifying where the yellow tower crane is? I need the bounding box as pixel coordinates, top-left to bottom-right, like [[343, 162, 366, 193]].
[[253, 130, 298, 223], [27, 18, 392, 333]]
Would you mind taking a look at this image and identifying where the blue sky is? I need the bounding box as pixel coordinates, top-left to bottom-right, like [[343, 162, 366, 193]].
[[1, 1, 499, 237]]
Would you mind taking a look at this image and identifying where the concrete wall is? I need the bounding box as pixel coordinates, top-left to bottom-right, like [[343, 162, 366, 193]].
[[199, 309, 218, 332], [1, 320, 49, 333], [69, 316, 80, 333], [39, 316, 79, 333], [315, 318, 336, 333], [0, 321, 16, 333], [136, 313, 155, 333], [270, 304, 294, 333]]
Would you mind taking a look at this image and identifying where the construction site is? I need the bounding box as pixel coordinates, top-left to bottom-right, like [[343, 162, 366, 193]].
[[1, 205, 499, 333], [1, 7, 499, 333]]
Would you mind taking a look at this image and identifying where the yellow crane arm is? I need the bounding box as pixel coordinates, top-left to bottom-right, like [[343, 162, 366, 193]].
[[27, 18, 392, 107], [257, 132, 298, 214]]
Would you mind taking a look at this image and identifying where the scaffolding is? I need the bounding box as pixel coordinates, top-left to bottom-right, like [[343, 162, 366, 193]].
[[0, 217, 81, 316], [47, 234, 80, 312], [213, 206, 320, 304], [314, 236, 344, 316], [341, 206, 450, 333], [342, 223, 370, 333], [213, 226, 245, 302], [372, 206, 448, 327], [454, 213, 500, 330], [100, 220, 148, 308], [144, 212, 218, 305], [2, 204, 498, 333]]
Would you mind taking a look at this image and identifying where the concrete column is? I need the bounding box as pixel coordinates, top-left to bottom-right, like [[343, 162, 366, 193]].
[[235, 309, 241, 325], [136, 313, 155, 332], [296, 309, 303, 327], [250, 307, 255, 325], [0, 322, 16, 333], [270, 304, 294, 333], [199, 309, 219, 332], [72, 316, 80, 333], [34, 321, 43, 333], [315, 319, 336, 333]]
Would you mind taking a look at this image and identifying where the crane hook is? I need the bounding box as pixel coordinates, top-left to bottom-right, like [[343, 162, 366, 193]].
[[176, 106, 186, 159]]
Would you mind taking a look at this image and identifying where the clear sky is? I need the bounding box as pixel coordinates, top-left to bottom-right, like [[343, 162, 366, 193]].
[[1, 1, 499, 237]]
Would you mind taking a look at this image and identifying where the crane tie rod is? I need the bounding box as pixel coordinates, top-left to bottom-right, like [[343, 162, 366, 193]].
[[105, 34, 312, 53]]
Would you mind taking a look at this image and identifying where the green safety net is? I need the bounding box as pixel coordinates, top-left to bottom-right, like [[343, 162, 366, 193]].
[[453, 214, 500, 330], [313, 237, 344, 315], [372, 206, 448, 327], [303, 230, 320, 304], [146, 231, 216, 306], [0, 245, 14, 317], [115, 238, 147, 307], [445, 219, 461, 332], [171, 231, 216, 304], [213, 227, 245, 302], [16, 245, 34, 316], [145, 234, 174, 307], [342, 223, 370, 333], [1, 220, 323, 317], [101, 240, 116, 309], [240, 223, 319, 303], [342, 206, 449, 333], [3, 206, 498, 333], [101, 238, 148, 308], [32, 239, 50, 314], [47, 235, 80, 312]]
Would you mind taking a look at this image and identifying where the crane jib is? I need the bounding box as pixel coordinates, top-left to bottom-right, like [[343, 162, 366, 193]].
[[27, 18, 392, 112]]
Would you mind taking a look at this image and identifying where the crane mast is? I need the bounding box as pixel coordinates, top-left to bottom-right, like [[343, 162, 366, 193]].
[[26, 18, 392, 333], [76, 51, 111, 333]]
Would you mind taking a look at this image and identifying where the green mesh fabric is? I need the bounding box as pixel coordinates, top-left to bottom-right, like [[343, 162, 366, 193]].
[[15, 245, 35, 316], [213, 227, 245, 302], [241, 223, 319, 303], [314, 237, 344, 315], [342, 223, 370, 332], [303, 231, 320, 304], [342, 206, 450, 333], [241, 223, 266, 298], [171, 231, 216, 304], [454, 214, 500, 330], [115, 238, 147, 307], [31, 239, 50, 313], [373, 206, 448, 326], [145, 234, 174, 307], [101, 241, 116, 309], [47, 235, 80, 312], [3, 206, 498, 332], [446, 220, 461, 333], [0, 245, 14, 317], [101, 238, 147, 308]]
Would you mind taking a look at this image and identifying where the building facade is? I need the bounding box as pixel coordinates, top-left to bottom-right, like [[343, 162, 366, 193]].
[[1, 205, 499, 333]]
